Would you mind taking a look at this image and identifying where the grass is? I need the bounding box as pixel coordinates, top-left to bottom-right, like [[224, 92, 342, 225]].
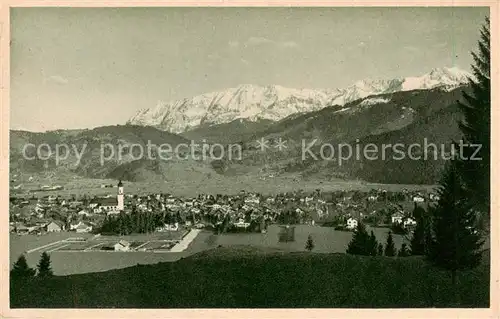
[[10, 246, 490, 308], [10, 226, 407, 275]]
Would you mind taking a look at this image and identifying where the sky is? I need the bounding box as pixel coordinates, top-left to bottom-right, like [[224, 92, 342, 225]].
[[10, 6, 489, 132]]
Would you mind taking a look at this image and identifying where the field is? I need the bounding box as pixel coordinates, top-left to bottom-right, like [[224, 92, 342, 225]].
[[10, 247, 490, 308], [10, 225, 406, 275]]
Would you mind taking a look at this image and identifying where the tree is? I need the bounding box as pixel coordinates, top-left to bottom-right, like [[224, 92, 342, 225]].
[[384, 231, 396, 257], [427, 162, 484, 286], [398, 243, 410, 257], [36, 252, 53, 278], [346, 222, 372, 256], [305, 234, 315, 251], [410, 211, 433, 256], [11, 255, 35, 280], [455, 17, 490, 229], [368, 231, 379, 256], [377, 243, 384, 256]]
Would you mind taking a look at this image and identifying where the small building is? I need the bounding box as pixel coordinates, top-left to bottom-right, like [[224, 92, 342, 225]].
[[78, 209, 91, 217], [75, 222, 93, 233], [15, 224, 29, 235], [234, 219, 251, 228], [46, 221, 65, 232], [114, 240, 130, 252], [429, 193, 440, 201], [391, 212, 404, 224], [412, 196, 425, 203], [346, 217, 358, 230], [403, 217, 417, 228]]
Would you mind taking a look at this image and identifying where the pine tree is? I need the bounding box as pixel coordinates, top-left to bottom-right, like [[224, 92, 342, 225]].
[[377, 243, 384, 256], [346, 222, 372, 255], [368, 231, 379, 256], [398, 243, 410, 257], [427, 162, 484, 286], [456, 17, 490, 229], [11, 255, 36, 280], [37, 252, 53, 278], [410, 211, 432, 256], [384, 231, 396, 257], [305, 234, 315, 251]]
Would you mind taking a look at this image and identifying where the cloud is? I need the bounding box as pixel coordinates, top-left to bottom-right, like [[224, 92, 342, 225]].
[[46, 75, 69, 85], [240, 58, 250, 65], [358, 41, 366, 47]]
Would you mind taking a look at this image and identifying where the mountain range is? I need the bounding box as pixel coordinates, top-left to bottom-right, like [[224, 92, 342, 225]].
[[128, 67, 471, 134], [10, 66, 472, 189]]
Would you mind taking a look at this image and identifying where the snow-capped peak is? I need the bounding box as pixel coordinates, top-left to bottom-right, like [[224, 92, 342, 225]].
[[128, 66, 471, 133], [401, 66, 471, 91]]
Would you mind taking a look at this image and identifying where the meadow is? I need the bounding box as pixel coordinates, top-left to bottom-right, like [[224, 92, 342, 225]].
[[10, 225, 406, 275], [10, 247, 490, 308]]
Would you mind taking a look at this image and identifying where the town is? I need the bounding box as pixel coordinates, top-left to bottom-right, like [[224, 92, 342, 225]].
[[9, 180, 438, 251]]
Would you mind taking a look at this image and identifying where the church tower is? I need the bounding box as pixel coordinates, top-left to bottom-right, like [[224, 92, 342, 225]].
[[117, 180, 124, 211]]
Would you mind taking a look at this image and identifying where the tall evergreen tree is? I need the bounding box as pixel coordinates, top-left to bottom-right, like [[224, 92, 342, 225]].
[[36, 252, 53, 278], [384, 231, 396, 257], [377, 243, 384, 256], [398, 243, 410, 257], [368, 231, 379, 256], [11, 255, 36, 280], [305, 234, 315, 251], [456, 17, 490, 229], [346, 222, 372, 256], [410, 209, 433, 256], [427, 162, 484, 285]]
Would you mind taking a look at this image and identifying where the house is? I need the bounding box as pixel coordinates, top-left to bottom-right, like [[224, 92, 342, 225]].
[[429, 193, 440, 201], [46, 220, 65, 232], [114, 240, 130, 251], [15, 224, 29, 235], [234, 219, 251, 228], [412, 196, 425, 203], [391, 212, 404, 224], [78, 209, 91, 217], [75, 222, 93, 233], [346, 217, 358, 230], [164, 223, 179, 231], [403, 217, 417, 228]]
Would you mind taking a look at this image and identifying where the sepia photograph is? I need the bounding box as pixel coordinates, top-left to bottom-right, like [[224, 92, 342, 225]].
[[2, 3, 497, 313]]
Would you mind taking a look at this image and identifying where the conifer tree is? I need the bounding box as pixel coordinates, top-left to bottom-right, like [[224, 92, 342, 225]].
[[368, 231, 379, 256], [36, 252, 53, 278], [427, 162, 484, 285], [455, 17, 490, 228], [11, 255, 36, 280], [346, 222, 372, 255], [305, 234, 315, 251], [410, 211, 432, 256], [377, 243, 384, 256], [398, 243, 410, 257], [384, 231, 396, 257]]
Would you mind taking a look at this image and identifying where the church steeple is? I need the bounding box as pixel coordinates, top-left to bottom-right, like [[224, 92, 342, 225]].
[[117, 180, 124, 211]]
